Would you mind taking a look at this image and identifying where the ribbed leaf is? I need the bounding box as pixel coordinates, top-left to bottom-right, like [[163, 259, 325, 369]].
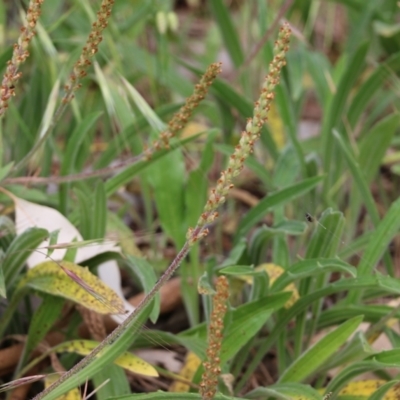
[[279, 316, 363, 383], [236, 176, 323, 240], [3, 227, 49, 287]]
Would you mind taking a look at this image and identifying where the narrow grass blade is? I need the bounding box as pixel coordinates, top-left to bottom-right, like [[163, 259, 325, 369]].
[[333, 130, 380, 225], [209, 0, 244, 68], [91, 181, 107, 239], [145, 146, 186, 247], [0, 261, 5, 299], [221, 292, 291, 364], [305, 208, 345, 258], [59, 112, 103, 214], [347, 51, 400, 128], [126, 255, 160, 323], [3, 227, 49, 287], [359, 113, 400, 182], [75, 187, 91, 239], [272, 259, 357, 291], [19, 294, 64, 368], [326, 350, 400, 396], [236, 176, 323, 240], [92, 365, 130, 400], [357, 195, 400, 276], [122, 76, 165, 132], [246, 383, 322, 400], [322, 42, 369, 190], [279, 316, 363, 383]]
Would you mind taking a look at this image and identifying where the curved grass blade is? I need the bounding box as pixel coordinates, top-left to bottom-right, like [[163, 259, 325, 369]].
[[3, 227, 49, 287], [279, 316, 363, 383], [236, 176, 323, 240], [246, 383, 322, 400]]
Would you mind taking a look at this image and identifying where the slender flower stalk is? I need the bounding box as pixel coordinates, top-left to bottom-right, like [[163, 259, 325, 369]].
[[12, 0, 116, 174], [62, 0, 115, 105], [200, 276, 229, 400], [32, 24, 291, 400], [0, 0, 44, 118], [187, 23, 291, 245], [147, 62, 222, 157]]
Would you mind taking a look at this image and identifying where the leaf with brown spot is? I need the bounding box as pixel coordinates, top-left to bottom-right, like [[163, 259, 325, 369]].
[[56, 340, 158, 377], [18, 261, 125, 315]]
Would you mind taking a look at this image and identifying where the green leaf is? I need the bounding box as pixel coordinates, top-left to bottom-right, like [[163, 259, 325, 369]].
[[221, 292, 291, 364], [74, 187, 91, 240], [333, 130, 380, 225], [236, 176, 323, 240], [92, 365, 130, 400], [219, 265, 258, 276], [273, 220, 307, 235], [279, 316, 363, 383], [125, 255, 160, 323], [91, 181, 107, 239], [0, 253, 5, 299], [348, 51, 400, 129], [273, 145, 301, 188], [59, 112, 103, 214], [209, 0, 244, 68], [357, 196, 400, 276], [219, 238, 247, 268], [3, 227, 49, 288], [0, 161, 14, 182], [274, 85, 306, 176], [359, 113, 400, 182], [20, 294, 65, 368], [121, 76, 165, 132], [326, 350, 400, 396], [36, 79, 60, 145], [272, 259, 357, 292], [322, 42, 369, 190], [246, 383, 322, 400], [305, 51, 332, 110], [145, 146, 186, 247], [305, 208, 345, 258], [185, 131, 216, 227]]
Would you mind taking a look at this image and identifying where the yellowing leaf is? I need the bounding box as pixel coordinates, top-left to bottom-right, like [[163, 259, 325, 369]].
[[19, 261, 125, 315], [320, 380, 400, 399], [45, 375, 81, 400], [12, 194, 135, 323], [57, 340, 158, 377], [238, 263, 299, 308], [169, 352, 201, 392]]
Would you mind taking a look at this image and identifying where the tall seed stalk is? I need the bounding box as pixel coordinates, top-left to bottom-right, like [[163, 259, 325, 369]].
[[33, 22, 291, 400]]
